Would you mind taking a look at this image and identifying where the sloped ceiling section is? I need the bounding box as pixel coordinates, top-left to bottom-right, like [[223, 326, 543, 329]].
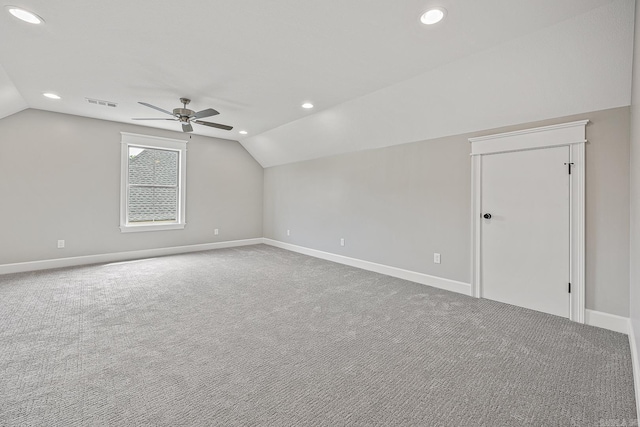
[[0, 64, 27, 120], [243, 0, 634, 167], [0, 0, 631, 166]]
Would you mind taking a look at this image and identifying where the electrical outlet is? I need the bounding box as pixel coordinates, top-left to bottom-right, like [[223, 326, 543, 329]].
[[57, 240, 65, 249], [287, 229, 290, 236], [434, 253, 441, 264], [214, 229, 219, 235], [340, 238, 345, 247]]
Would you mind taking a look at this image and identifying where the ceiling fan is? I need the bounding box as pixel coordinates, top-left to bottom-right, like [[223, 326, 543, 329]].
[[133, 98, 233, 133]]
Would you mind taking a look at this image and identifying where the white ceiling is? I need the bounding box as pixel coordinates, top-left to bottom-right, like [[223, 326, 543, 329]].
[[0, 0, 632, 166]]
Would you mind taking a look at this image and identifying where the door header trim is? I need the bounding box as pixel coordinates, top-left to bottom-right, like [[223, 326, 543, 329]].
[[469, 120, 589, 156]]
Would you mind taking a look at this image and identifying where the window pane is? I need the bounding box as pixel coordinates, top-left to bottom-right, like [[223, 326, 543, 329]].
[[128, 186, 178, 222], [128, 147, 178, 186], [127, 146, 179, 223]]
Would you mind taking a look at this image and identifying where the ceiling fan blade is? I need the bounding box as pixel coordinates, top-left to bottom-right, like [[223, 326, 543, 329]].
[[182, 122, 194, 133], [132, 118, 176, 121], [138, 102, 174, 116], [194, 120, 233, 131], [193, 108, 219, 119]]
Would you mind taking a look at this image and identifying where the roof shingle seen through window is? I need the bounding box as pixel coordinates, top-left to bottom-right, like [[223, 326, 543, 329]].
[[128, 148, 178, 222]]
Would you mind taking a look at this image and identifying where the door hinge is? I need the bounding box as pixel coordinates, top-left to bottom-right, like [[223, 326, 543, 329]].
[[568, 283, 571, 293], [564, 162, 574, 174]]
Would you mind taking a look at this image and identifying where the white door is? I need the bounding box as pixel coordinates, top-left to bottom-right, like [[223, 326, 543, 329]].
[[481, 146, 570, 318]]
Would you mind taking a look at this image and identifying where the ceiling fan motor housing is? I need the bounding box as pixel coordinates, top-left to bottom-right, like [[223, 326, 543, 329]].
[[173, 108, 195, 121], [175, 98, 194, 121]]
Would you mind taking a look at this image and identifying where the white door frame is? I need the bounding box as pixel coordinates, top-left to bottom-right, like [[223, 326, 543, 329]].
[[469, 120, 588, 323]]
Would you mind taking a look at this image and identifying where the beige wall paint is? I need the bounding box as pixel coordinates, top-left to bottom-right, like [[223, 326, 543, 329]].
[[264, 106, 631, 317], [630, 0, 640, 353], [0, 109, 263, 264], [584, 108, 631, 318], [0, 105, 631, 317]]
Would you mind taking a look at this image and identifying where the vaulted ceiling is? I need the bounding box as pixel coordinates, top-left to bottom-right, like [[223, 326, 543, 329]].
[[0, 0, 633, 166]]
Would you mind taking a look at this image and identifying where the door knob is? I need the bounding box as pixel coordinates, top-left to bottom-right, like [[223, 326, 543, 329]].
[[483, 213, 492, 219]]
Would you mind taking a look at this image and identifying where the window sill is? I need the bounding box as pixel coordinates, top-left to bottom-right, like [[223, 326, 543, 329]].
[[120, 223, 186, 233]]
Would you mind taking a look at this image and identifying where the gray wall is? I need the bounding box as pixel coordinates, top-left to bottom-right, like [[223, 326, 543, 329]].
[[264, 106, 631, 317], [0, 106, 631, 318], [264, 132, 471, 283], [0, 109, 263, 264], [630, 0, 640, 365]]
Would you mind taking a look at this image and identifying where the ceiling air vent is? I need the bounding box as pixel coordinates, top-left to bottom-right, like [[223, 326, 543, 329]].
[[86, 98, 117, 108]]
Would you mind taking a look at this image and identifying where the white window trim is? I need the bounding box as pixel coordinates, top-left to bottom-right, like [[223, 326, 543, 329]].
[[120, 132, 187, 233], [469, 120, 588, 323]]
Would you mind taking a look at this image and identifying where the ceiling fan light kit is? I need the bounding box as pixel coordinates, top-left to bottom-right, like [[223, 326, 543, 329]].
[[133, 98, 233, 133]]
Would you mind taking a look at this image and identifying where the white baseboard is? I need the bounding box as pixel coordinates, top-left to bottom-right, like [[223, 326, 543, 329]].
[[265, 240, 634, 334], [3, 239, 630, 333], [263, 238, 471, 296], [585, 309, 629, 334], [628, 320, 640, 421], [264, 240, 633, 334], [0, 238, 264, 275]]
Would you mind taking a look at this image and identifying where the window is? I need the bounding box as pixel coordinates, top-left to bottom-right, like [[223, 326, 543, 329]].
[[120, 132, 187, 232]]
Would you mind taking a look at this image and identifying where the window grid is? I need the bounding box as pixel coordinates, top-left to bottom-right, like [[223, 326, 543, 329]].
[[120, 132, 187, 233], [126, 146, 180, 224]]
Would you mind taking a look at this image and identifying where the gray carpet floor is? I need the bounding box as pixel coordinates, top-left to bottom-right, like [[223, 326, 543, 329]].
[[0, 244, 636, 426]]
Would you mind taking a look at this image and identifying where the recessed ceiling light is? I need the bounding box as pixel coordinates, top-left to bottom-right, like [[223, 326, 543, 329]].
[[239, 130, 248, 135], [43, 93, 61, 100], [6, 6, 44, 24], [302, 103, 314, 109], [420, 8, 446, 25]]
